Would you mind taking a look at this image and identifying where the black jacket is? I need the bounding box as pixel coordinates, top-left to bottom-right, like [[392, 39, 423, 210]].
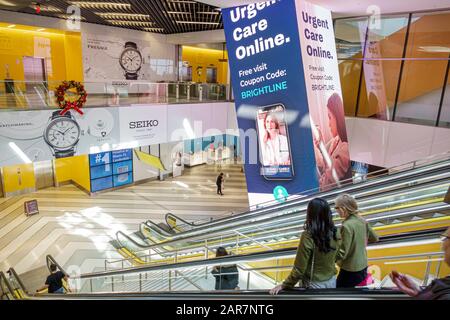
[[416, 276, 450, 300], [211, 265, 239, 290]]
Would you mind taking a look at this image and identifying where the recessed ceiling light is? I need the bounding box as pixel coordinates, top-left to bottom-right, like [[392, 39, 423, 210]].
[[176, 21, 220, 25], [69, 1, 131, 10], [7, 24, 16, 28], [37, 28, 46, 32], [96, 13, 150, 20], [197, 12, 220, 15], [166, 11, 191, 14], [144, 28, 164, 32], [107, 20, 155, 27]]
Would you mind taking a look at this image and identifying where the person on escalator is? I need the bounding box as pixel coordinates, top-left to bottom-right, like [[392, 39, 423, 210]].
[[389, 227, 450, 300], [211, 247, 239, 290], [270, 198, 340, 294], [334, 194, 379, 288], [36, 264, 70, 294]]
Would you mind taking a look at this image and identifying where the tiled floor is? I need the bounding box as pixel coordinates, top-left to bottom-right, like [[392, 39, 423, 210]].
[[0, 163, 248, 276]]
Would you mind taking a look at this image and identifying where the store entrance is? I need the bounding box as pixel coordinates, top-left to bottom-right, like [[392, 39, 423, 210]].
[[34, 160, 55, 190]]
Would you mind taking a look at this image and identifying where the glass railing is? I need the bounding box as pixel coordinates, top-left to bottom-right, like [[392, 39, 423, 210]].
[[0, 80, 230, 110]]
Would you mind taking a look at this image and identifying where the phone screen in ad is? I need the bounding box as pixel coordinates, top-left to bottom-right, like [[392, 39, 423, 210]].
[[256, 104, 294, 180]]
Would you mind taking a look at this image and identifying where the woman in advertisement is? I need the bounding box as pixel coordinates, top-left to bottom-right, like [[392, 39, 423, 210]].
[[313, 93, 351, 190], [260, 112, 291, 166]]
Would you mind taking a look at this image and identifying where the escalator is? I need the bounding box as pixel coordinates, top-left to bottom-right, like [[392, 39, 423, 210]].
[[9, 228, 446, 299]]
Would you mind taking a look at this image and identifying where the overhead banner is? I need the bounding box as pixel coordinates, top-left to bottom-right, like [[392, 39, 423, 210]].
[[223, 0, 350, 206]]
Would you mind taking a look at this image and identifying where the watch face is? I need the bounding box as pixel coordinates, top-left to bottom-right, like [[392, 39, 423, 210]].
[[120, 48, 143, 73], [45, 117, 81, 149]]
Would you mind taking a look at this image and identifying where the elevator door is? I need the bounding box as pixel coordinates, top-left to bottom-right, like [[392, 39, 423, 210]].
[[34, 160, 54, 190], [23, 56, 48, 107]]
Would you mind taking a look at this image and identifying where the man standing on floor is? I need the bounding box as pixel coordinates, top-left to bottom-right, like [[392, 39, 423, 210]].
[[216, 172, 224, 196]]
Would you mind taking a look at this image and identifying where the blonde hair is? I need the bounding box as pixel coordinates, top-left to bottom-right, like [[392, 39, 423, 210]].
[[334, 193, 359, 215]]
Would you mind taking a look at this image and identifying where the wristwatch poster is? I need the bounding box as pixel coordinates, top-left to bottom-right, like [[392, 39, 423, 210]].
[[119, 41, 143, 80], [44, 110, 81, 158]]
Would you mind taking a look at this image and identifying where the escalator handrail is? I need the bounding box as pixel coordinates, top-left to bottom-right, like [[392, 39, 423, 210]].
[[7, 268, 29, 294], [82, 229, 446, 279], [0, 271, 16, 299], [165, 212, 196, 229], [130, 168, 450, 244], [185, 154, 450, 226], [115, 192, 450, 252], [46, 254, 68, 277]]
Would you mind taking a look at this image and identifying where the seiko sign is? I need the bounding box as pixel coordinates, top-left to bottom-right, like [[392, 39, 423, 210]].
[[129, 120, 159, 129]]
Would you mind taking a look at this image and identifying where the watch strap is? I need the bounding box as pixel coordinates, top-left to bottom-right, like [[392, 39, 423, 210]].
[[125, 73, 138, 80], [54, 148, 75, 158], [125, 41, 137, 49], [51, 110, 72, 120]]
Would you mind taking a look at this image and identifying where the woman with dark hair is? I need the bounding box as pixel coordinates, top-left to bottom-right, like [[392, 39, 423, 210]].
[[270, 198, 340, 294], [313, 93, 351, 190], [211, 247, 239, 290]]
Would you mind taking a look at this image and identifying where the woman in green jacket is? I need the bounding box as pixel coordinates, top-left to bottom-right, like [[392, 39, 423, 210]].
[[334, 193, 379, 287], [270, 198, 340, 294]]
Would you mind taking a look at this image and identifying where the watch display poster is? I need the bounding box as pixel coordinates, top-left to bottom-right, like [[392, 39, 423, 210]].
[[90, 149, 134, 192]]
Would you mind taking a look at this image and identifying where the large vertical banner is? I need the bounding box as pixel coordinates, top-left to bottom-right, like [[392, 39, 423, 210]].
[[223, 0, 350, 206], [297, 1, 352, 190]]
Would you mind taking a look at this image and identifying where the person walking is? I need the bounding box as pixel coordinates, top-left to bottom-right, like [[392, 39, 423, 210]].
[[216, 172, 224, 196], [36, 264, 70, 294], [211, 247, 239, 290], [270, 198, 340, 294], [334, 193, 379, 288]]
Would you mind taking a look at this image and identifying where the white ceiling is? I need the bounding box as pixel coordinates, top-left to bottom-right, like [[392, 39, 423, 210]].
[[198, 0, 450, 17]]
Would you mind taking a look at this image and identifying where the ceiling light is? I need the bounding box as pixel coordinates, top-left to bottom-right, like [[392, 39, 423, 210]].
[[96, 13, 150, 20], [36, 28, 46, 32], [56, 14, 86, 21], [107, 20, 155, 27], [197, 12, 219, 15], [176, 21, 220, 25], [0, 0, 16, 6], [168, 0, 196, 3], [144, 28, 164, 32], [69, 1, 131, 10], [7, 24, 15, 28], [166, 11, 191, 14]]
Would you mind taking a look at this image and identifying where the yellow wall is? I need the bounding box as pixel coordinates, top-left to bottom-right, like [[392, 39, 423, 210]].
[[2, 163, 35, 194], [55, 155, 90, 192], [181, 46, 228, 84], [0, 23, 83, 94]]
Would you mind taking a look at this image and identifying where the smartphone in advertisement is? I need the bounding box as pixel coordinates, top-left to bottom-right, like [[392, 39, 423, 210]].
[[256, 103, 294, 180]]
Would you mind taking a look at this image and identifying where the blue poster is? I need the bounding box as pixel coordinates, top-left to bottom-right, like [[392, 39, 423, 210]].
[[112, 160, 133, 175], [223, 0, 319, 205], [90, 163, 113, 179], [89, 151, 111, 166], [113, 172, 133, 187], [112, 149, 132, 162], [91, 176, 113, 192]]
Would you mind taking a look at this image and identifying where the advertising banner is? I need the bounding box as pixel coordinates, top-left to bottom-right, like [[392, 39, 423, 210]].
[[297, 1, 351, 190], [82, 33, 174, 81], [118, 105, 168, 146], [223, 0, 349, 205]]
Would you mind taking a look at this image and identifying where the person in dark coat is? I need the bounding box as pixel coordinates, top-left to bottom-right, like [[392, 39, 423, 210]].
[[211, 247, 239, 290], [216, 173, 224, 196]]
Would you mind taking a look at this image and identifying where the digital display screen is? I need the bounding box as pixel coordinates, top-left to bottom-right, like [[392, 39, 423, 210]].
[[112, 149, 132, 163], [112, 160, 133, 175], [113, 172, 133, 187], [89, 151, 111, 166], [91, 176, 113, 192]]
